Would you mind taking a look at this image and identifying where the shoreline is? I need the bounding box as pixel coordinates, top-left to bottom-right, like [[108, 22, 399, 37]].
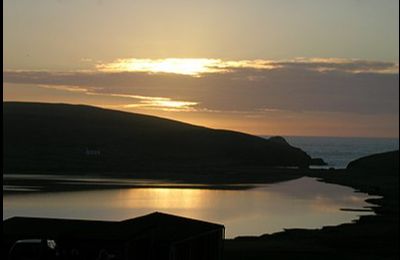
[[225, 168, 399, 259], [3, 167, 398, 258], [3, 167, 310, 194]]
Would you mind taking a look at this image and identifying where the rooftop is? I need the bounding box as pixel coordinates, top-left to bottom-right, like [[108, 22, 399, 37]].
[[3, 212, 224, 242]]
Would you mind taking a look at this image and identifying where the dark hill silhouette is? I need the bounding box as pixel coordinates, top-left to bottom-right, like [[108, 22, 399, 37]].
[[3, 102, 312, 174], [347, 150, 399, 174], [268, 136, 290, 145]]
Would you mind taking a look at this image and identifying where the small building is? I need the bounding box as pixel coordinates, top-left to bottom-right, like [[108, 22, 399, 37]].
[[85, 147, 101, 156], [3, 212, 225, 260]]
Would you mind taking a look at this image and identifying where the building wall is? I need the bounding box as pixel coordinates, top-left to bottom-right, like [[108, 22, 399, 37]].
[[171, 229, 224, 260]]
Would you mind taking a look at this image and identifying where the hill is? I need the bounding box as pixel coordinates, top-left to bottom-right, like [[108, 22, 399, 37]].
[[3, 102, 312, 174], [347, 150, 399, 174]]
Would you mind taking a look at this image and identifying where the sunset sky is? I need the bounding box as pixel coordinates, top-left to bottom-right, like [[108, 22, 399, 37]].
[[3, 0, 399, 137]]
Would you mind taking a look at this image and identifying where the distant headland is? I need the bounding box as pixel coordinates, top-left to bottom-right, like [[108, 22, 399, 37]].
[[3, 102, 322, 175]]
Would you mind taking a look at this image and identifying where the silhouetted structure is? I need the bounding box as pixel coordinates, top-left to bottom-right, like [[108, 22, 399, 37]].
[[85, 147, 101, 156], [3, 212, 225, 260]]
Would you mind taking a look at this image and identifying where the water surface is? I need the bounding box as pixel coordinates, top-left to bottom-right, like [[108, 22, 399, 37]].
[[3, 177, 376, 238], [264, 136, 399, 168]]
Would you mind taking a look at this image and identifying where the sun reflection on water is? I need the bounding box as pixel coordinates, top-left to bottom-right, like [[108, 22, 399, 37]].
[[3, 177, 377, 238], [120, 188, 208, 209]]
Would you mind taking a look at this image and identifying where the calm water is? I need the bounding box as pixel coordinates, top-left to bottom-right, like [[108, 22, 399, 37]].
[[264, 136, 399, 168], [3, 177, 376, 238]]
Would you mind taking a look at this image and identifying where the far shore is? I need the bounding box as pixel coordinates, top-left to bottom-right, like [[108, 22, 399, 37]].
[[3, 167, 336, 194]]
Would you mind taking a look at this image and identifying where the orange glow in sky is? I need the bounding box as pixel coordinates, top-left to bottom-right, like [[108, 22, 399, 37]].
[[96, 58, 279, 76]]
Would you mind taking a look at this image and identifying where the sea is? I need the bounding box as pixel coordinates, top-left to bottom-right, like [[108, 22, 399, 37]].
[[263, 136, 399, 169]]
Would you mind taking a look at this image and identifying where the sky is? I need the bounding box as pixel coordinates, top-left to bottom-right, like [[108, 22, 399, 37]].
[[3, 0, 399, 137]]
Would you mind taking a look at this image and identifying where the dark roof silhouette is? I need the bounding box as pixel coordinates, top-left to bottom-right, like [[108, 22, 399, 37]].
[[3, 212, 224, 242]]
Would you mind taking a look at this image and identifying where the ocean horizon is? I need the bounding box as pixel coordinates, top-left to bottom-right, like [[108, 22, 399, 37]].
[[262, 135, 399, 169]]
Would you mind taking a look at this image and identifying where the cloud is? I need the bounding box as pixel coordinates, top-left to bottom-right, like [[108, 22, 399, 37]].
[[36, 84, 199, 112], [3, 58, 399, 115], [276, 58, 399, 74], [38, 84, 89, 92], [95, 58, 279, 76], [106, 93, 198, 111], [95, 57, 398, 75]]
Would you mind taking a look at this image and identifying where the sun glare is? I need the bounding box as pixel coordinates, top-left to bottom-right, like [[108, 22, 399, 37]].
[[97, 58, 223, 76], [96, 58, 281, 76], [95, 57, 396, 76], [123, 97, 199, 111]]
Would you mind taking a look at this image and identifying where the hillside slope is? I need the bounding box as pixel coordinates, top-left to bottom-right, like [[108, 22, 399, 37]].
[[3, 102, 312, 174], [347, 150, 399, 174]]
